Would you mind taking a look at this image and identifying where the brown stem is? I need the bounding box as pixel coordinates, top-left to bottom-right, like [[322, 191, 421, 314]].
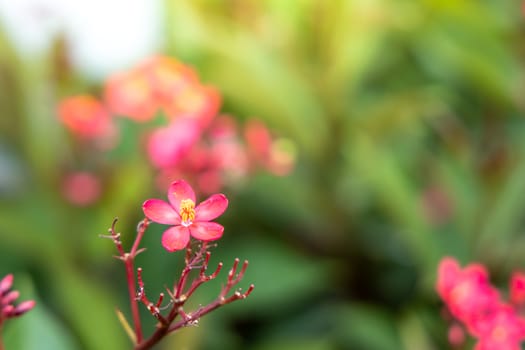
[[106, 218, 151, 344], [168, 283, 254, 333], [133, 257, 253, 350], [174, 243, 207, 299], [131, 219, 149, 256], [125, 258, 142, 343], [125, 219, 150, 343]]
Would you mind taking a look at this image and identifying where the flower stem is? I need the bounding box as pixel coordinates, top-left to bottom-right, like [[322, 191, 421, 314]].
[[125, 258, 142, 343], [131, 219, 148, 256], [105, 218, 151, 345], [126, 219, 150, 344]]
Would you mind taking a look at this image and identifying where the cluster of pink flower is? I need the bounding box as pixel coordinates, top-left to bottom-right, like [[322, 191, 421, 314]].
[[58, 56, 294, 204], [0, 274, 35, 328], [436, 257, 525, 349]]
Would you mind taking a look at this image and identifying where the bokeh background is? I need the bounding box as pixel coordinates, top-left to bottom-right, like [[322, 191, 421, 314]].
[[1, 0, 525, 349]]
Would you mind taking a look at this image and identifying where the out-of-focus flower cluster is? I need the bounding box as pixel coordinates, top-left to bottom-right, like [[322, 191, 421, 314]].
[[437, 257, 525, 350], [0, 274, 35, 327], [58, 55, 295, 204]]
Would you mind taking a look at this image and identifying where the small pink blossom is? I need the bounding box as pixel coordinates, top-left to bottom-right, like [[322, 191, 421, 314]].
[[448, 323, 465, 348], [104, 55, 217, 125], [437, 257, 525, 348], [162, 84, 221, 127], [510, 272, 525, 307], [244, 120, 296, 176], [267, 138, 296, 176], [208, 120, 249, 180], [142, 179, 228, 252], [104, 66, 158, 122], [473, 305, 525, 350], [58, 95, 114, 139], [146, 118, 203, 169], [244, 119, 272, 163], [61, 171, 102, 206], [436, 257, 500, 332], [144, 55, 198, 103]]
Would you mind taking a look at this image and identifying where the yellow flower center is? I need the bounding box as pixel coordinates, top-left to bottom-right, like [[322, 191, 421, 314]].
[[180, 199, 196, 226]]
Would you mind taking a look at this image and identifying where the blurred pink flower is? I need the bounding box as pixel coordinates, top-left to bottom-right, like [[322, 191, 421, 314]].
[[147, 118, 203, 169], [104, 66, 158, 122], [104, 55, 218, 125], [436, 257, 501, 334], [510, 272, 525, 307], [142, 179, 228, 252], [61, 171, 102, 206], [208, 117, 249, 180], [195, 169, 223, 195], [244, 119, 272, 163], [267, 138, 296, 176], [448, 323, 465, 348], [244, 119, 295, 176], [163, 84, 221, 127], [144, 56, 198, 105], [473, 305, 525, 350], [437, 257, 525, 348], [58, 95, 114, 139]]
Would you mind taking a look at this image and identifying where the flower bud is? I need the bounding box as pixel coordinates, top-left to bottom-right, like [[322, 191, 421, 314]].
[[12, 300, 36, 317], [1, 290, 19, 306], [0, 274, 13, 295]]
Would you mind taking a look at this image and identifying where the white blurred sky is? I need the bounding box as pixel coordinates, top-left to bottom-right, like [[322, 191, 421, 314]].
[[0, 0, 163, 79]]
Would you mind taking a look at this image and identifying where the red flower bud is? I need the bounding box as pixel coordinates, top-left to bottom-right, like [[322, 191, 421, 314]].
[[12, 300, 36, 317], [1, 290, 19, 306], [0, 274, 13, 295]]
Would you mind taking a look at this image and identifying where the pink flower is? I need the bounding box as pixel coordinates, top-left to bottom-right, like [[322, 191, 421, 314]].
[[144, 56, 198, 106], [162, 84, 221, 127], [448, 323, 466, 348], [58, 95, 114, 139], [104, 55, 218, 125], [473, 305, 525, 350], [146, 118, 203, 169], [104, 65, 158, 122], [61, 171, 102, 206], [510, 272, 525, 307], [244, 119, 271, 163], [142, 179, 228, 252], [244, 119, 296, 176], [436, 257, 501, 335]]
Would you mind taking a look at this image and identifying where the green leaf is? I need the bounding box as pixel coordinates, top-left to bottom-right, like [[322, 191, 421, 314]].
[[336, 303, 404, 350]]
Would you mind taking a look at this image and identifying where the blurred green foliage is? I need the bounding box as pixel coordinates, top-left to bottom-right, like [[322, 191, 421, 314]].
[[1, 0, 525, 349]]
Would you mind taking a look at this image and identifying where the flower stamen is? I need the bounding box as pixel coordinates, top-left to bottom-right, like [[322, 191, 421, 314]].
[[180, 199, 196, 226]]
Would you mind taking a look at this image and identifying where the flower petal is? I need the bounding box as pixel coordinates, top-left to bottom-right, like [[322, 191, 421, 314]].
[[142, 199, 180, 225], [189, 222, 224, 241], [161, 226, 190, 252], [167, 180, 196, 214], [195, 194, 228, 221]]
